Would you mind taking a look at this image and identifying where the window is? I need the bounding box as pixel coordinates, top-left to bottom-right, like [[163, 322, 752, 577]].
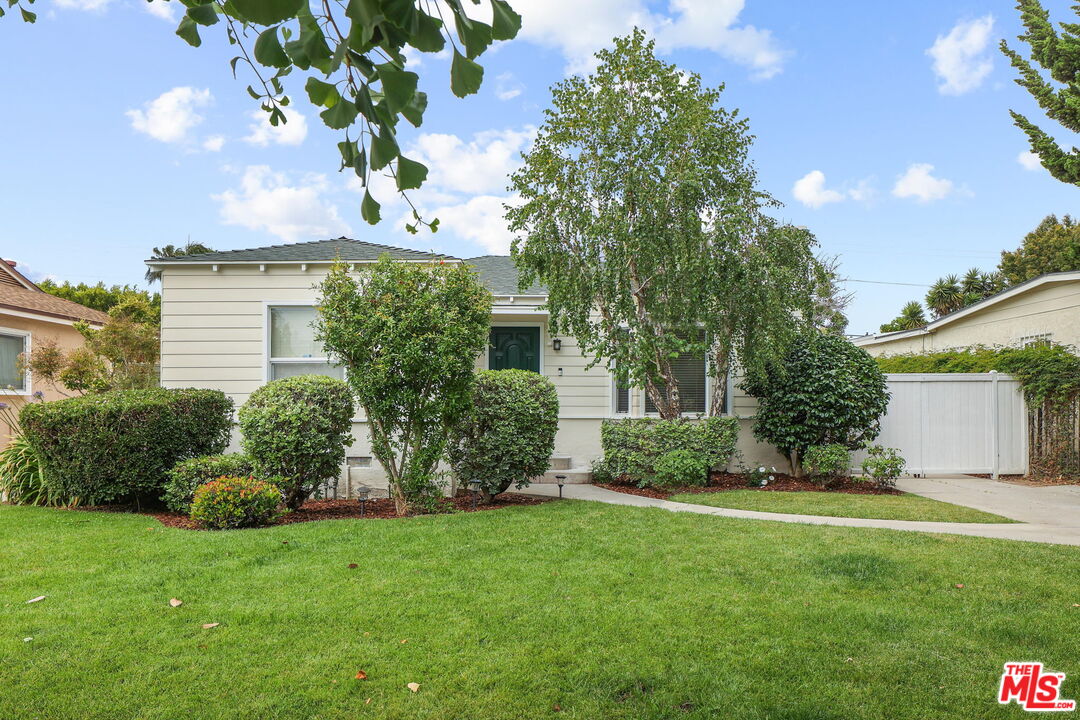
[[644, 346, 707, 415], [1019, 333, 1053, 348], [0, 330, 28, 393], [268, 306, 343, 381]]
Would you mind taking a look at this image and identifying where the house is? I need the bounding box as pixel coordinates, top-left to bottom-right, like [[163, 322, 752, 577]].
[[147, 237, 782, 494], [855, 271, 1080, 356], [0, 259, 109, 439]]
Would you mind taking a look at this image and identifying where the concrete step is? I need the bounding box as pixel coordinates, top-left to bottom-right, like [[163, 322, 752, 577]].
[[548, 455, 573, 471], [534, 466, 593, 484]]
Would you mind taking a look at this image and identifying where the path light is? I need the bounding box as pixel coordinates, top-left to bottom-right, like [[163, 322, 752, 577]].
[[555, 475, 566, 499], [356, 485, 370, 517], [468, 479, 482, 510]]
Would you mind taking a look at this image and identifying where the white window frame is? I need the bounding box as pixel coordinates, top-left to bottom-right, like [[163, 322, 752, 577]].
[[1018, 332, 1053, 348], [263, 302, 340, 382], [0, 327, 31, 396]]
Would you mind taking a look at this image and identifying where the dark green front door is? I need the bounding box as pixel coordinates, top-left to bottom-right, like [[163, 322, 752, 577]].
[[488, 327, 541, 372]]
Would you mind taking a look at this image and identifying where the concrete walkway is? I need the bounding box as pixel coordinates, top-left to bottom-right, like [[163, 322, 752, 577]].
[[521, 476, 1080, 546]]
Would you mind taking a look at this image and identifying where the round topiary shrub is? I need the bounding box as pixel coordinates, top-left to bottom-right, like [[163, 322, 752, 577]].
[[447, 369, 559, 502], [239, 375, 354, 510], [653, 448, 710, 488], [189, 476, 284, 529], [163, 453, 256, 513]]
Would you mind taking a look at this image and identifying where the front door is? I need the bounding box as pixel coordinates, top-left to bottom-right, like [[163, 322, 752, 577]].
[[488, 326, 541, 372]]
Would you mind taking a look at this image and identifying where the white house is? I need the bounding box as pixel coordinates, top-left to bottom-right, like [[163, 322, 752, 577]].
[[148, 237, 781, 494]]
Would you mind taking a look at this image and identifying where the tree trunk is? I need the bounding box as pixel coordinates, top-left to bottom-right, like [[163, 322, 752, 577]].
[[789, 449, 803, 478], [391, 483, 409, 516], [709, 346, 729, 417]]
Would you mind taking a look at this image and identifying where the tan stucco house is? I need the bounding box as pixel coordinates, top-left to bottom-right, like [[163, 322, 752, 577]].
[[0, 259, 109, 440], [148, 237, 780, 493], [854, 271, 1080, 357]]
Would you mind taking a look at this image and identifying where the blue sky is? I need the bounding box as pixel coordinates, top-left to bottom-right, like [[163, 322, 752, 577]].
[[0, 0, 1077, 334]]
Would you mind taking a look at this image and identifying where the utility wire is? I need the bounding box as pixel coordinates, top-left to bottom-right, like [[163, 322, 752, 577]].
[[839, 277, 931, 288]]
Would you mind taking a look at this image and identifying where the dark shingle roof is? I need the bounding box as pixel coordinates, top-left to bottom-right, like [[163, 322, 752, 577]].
[[466, 255, 546, 296], [147, 237, 457, 264]]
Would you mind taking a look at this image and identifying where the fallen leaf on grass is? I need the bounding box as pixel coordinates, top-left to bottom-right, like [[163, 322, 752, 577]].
[[400, 639, 408, 644], [348, 563, 358, 569], [201, 623, 219, 629], [954, 584, 965, 589], [26, 596, 46, 604], [365, 698, 372, 705], [355, 671, 367, 680], [407, 682, 420, 693], [23, 637, 32, 642], [169, 598, 183, 607], [1072, 603, 1079, 607]]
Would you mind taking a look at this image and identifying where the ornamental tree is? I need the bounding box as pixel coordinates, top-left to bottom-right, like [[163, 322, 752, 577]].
[[3, 0, 519, 228], [999, 214, 1080, 284], [744, 332, 889, 477], [508, 30, 817, 419], [1001, 0, 1080, 184], [316, 256, 491, 515]]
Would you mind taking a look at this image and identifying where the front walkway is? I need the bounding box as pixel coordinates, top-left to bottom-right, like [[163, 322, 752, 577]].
[[520, 477, 1080, 546]]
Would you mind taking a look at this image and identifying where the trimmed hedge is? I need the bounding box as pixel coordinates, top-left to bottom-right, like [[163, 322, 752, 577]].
[[448, 369, 559, 501], [600, 416, 739, 487], [163, 453, 256, 513], [20, 388, 232, 504], [190, 476, 284, 529], [239, 375, 354, 510], [654, 448, 710, 487]]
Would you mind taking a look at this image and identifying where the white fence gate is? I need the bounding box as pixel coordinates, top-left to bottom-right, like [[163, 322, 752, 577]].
[[857, 373, 1028, 477]]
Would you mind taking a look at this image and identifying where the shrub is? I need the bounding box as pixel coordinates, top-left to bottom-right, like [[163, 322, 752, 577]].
[[0, 434, 78, 507], [803, 444, 852, 483], [189, 476, 284, 529], [600, 416, 738, 487], [861, 445, 906, 489], [590, 457, 615, 484], [743, 464, 776, 488], [745, 332, 889, 477], [447, 369, 559, 502], [239, 375, 354, 510], [20, 389, 232, 504], [654, 449, 710, 487], [163, 453, 256, 513]]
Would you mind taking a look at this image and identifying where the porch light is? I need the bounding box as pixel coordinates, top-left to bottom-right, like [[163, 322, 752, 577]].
[[468, 479, 482, 510], [356, 485, 370, 517], [552, 338, 562, 351], [555, 475, 566, 499]]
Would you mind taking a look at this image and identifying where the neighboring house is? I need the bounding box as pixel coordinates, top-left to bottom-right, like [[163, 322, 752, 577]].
[[0, 259, 109, 440], [147, 237, 782, 493], [855, 271, 1080, 356]]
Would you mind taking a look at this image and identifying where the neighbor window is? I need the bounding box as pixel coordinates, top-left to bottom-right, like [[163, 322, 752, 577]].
[[1019, 333, 1053, 348], [0, 330, 28, 392], [268, 306, 343, 380]]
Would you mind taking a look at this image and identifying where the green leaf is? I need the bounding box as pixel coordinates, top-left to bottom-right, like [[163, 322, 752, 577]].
[[187, 3, 218, 26], [409, 11, 445, 52], [354, 84, 378, 123], [396, 156, 428, 191], [19, 6, 35, 22], [283, 37, 311, 70], [254, 27, 290, 68], [454, 12, 492, 59], [230, 0, 304, 26], [320, 98, 358, 129], [361, 190, 381, 225], [400, 91, 427, 127], [176, 15, 202, 47], [369, 130, 399, 171], [450, 50, 484, 97], [489, 0, 521, 41], [376, 64, 418, 114], [305, 77, 340, 107]]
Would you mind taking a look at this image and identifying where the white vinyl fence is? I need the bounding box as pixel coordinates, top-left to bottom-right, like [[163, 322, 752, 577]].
[[855, 373, 1028, 477]]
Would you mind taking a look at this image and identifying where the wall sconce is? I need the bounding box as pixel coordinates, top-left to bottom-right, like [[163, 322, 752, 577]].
[[552, 338, 562, 351]]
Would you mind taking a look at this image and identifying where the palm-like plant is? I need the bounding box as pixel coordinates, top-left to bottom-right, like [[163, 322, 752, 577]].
[[926, 275, 964, 317], [880, 301, 927, 332], [144, 241, 216, 283]]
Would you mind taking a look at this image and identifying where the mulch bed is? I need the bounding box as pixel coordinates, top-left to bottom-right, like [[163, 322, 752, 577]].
[[597, 471, 903, 500], [79, 491, 553, 530], [967, 473, 1079, 487]]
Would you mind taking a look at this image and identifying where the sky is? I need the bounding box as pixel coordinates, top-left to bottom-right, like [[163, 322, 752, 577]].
[[1, 0, 1077, 335]]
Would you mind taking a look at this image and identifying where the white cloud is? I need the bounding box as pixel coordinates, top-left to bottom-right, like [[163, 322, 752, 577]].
[[927, 15, 994, 95], [425, 195, 522, 254], [243, 107, 308, 147], [495, 72, 524, 101], [473, 0, 787, 78], [1017, 150, 1042, 171], [54, 0, 112, 10], [202, 135, 226, 152], [213, 166, 351, 242], [848, 177, 877, 204], [793, 170, 845, 209], [143, 0, 175, 20], [126, 87, 212, 144], [409, 127, 535, 195], [891, 163, 956, 202]]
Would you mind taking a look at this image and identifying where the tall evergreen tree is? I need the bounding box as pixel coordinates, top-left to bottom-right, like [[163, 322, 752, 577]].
[[1001, 0, 1080, 183]]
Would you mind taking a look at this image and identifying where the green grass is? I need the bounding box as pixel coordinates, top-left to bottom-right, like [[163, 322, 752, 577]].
[[2, 502, 1076, 719], [666, 489, 1017, 523]]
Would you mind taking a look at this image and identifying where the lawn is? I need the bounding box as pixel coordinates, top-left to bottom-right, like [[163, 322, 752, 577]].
[[2, 501, 1076, 719], [666, 489, 1016, 523]]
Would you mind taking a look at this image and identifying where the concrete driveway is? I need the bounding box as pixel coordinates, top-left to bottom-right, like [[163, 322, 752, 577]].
[[896, 475, 1080, 527]]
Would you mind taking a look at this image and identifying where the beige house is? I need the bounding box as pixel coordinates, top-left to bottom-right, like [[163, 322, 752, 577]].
[[855, 271, 1080, 357], [148, 238, 781, 493], [0, 259, 109, 440]]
